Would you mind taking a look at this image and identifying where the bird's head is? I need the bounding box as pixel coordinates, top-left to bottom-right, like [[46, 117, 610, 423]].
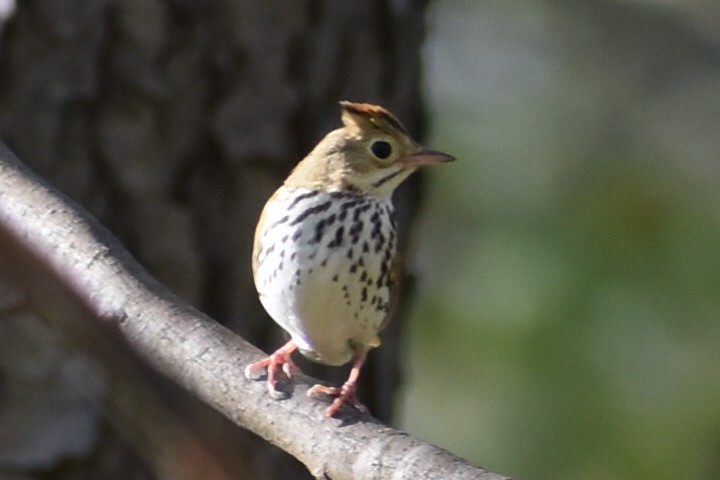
[[285, 101, 454, 196]]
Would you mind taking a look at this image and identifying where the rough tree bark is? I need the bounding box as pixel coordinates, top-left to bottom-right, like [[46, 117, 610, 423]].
[[0, 1, 443, 478]]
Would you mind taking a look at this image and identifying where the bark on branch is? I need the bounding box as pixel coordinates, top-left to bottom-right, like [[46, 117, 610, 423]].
[[0, 141, 511, 480]]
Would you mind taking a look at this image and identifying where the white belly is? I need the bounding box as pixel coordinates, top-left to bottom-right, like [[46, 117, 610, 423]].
[[254, 187, 396, 366]]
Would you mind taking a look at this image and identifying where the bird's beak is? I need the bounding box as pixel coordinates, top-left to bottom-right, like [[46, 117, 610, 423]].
[[400, 148, 455, 167]]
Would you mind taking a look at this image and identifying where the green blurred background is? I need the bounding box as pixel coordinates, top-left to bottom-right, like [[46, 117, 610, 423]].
[[401, 1, 720, 479]]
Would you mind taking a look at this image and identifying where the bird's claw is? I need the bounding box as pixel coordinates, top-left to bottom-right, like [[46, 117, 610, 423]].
[[244, 361, 268, 380], [282, 361, 297, 378], [245, 341, 299, 399], [307, 382, 368, 416], [268, 382, 289, 400]]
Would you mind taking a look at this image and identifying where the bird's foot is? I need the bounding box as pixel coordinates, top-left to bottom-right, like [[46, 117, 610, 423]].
[[307, 381, 368, 417], [245, 341, 298, 399]]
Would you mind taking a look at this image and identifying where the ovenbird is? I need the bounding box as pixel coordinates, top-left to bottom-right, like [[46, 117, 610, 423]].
[[245, 101, 454, 417]]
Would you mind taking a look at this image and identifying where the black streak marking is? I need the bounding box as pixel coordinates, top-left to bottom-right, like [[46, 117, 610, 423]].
[[340, 199, 364, 214], [287, 190, 320, 210], [375, 234, 385, 253], [387, 206, 397, 229], [372, 168, 404, 189], [330, 191, 353, 200], [352, 204, 369, 222], [312, 218, 327, 243], [271, 215, 289, 228], [327, 226, 344, 248], [290, 200, 332, 225], [378, 111, 408, 135], [349, 220, 364, 237]]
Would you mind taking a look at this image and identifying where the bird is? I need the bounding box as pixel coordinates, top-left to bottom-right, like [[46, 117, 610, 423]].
[[245, 101, 454, 417]]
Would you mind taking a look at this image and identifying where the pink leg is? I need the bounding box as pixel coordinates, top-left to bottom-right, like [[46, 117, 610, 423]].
[[307, 355, 368, 417], [245, 340, 298, 398]]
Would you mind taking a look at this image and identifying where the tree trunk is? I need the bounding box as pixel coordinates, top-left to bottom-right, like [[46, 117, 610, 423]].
[[0, 1, 431, 478]]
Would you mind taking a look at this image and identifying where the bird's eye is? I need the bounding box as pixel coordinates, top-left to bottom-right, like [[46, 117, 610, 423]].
[[370, 140, 392, 160]]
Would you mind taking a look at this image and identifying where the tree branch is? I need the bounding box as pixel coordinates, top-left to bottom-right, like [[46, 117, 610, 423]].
[[0, 141, 511, 480]]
